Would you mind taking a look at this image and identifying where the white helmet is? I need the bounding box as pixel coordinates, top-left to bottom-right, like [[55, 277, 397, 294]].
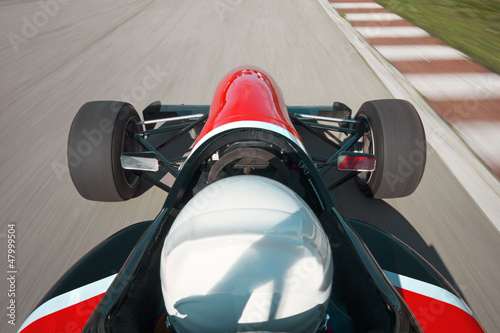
[[160, 176, 333, 332]]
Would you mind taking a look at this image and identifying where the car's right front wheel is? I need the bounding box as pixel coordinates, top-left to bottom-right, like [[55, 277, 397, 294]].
[[354, 99, 426, 199]]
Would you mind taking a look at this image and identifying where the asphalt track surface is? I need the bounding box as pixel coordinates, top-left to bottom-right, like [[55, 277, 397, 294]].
[[1, 0, 499, 332]]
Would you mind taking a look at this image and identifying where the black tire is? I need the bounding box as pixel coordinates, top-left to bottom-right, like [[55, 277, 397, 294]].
[[68, 101, 143, 201], [354, 99, 426, 198]]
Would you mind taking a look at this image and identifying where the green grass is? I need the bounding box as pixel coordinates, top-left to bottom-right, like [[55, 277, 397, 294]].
[[373, 0, 500, 74]]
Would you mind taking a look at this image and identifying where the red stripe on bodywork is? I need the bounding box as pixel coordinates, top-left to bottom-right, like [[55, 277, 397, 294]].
[[395, 287, 483, 332], [19, 293, 103, 333]]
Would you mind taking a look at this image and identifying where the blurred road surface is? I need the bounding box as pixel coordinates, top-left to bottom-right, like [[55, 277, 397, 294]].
[[1, 0, 499, 332]]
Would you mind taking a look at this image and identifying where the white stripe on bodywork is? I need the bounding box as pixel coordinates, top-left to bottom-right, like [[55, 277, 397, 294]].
[[405, 73, 500, 100], [18, 274, 117, 332], [345, 13, 403, 21], [332, 2, 383, 9], [375, 45, 467, 61], [356, 26, 430, 38], [187, 121, 306, 161], [383, 270, 473, 316]]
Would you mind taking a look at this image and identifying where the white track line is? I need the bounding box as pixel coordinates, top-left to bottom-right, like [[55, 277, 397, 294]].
[[345, 13, 403, 21], [318, 0, 500, 230], [375, 45, 467, 61], [406, 73, 500, 100], [332, 2, 383, 9], [454, 121, 500, 171], [356, 26, 430, 38]]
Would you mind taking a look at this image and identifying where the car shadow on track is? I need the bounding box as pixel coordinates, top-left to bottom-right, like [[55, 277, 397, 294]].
[[299, 124, 464, 298], [326, 169, 464, 301], [331, 176, 454, 275]]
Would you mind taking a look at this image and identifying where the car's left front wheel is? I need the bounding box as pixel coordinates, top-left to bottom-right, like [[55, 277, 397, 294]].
[[68, 101, 143, 201]]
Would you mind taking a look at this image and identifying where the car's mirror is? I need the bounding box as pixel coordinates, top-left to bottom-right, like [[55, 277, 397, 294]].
[[337, 152, 376, 172], [121, 152, 159, 172]]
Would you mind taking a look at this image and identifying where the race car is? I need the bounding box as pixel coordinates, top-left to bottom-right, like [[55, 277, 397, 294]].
[[19, 66, 484, 332]]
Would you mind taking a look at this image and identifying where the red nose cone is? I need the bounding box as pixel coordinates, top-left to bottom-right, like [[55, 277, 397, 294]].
[[195, 66, 300, 145]]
